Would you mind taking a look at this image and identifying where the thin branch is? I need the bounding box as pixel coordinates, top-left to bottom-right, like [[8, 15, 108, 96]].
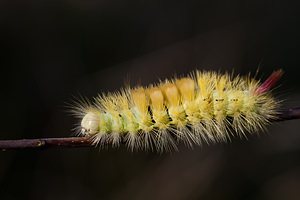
[[276, 107, 300, 121], [0, 137, 92, 151], [1, 107, 300, 151]]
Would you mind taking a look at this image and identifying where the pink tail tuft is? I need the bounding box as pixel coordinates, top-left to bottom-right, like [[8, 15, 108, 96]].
[[254, 69, 283, 95]]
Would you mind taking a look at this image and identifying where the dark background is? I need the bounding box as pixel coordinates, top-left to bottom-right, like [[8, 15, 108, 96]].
[[1, 0, 300, 199]]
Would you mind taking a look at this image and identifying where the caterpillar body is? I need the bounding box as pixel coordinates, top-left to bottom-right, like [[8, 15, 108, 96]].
[[72, 69, 283, 153]]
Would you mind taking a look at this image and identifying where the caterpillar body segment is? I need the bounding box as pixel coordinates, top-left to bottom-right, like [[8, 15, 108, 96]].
[[75, 69, 283, 152]]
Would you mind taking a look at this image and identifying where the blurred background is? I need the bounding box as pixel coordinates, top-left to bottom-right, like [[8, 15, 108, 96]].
[[1, 0, 300, 199]]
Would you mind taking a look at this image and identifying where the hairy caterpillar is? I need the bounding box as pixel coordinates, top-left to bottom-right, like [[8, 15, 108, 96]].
[[72, 69, 283, 152]]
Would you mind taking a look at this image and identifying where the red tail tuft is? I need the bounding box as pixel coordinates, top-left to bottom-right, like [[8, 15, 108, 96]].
[[254, 69, 283, 95]]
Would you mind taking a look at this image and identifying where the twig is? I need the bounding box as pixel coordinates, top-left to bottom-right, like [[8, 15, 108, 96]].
[[276, 107, 300, 121], [1, 107, 300, 151], [0, 137, 92, 151]]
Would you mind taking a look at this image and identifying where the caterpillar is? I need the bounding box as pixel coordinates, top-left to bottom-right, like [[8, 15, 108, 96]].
[[72, 69, 283, 153]]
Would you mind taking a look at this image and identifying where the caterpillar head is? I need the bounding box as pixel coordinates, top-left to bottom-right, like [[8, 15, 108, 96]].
[[81, 112, 99, 136]]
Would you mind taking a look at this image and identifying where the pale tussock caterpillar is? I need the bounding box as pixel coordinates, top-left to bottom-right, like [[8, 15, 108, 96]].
[[71, 69, 283, 153]]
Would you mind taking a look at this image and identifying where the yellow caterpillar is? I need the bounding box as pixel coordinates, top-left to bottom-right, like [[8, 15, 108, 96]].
[[72, 69, 283, 152]]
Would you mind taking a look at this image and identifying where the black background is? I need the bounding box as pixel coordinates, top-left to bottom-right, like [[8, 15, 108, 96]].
[[1, 0, 300, 199]]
